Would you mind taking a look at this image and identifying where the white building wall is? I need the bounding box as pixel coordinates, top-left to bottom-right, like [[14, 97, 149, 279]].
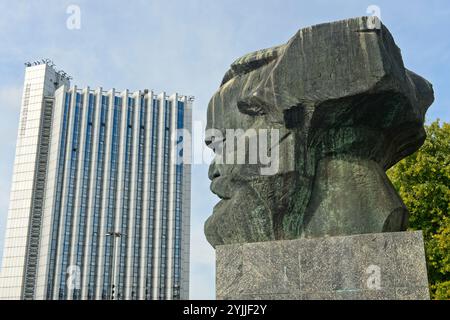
[[0, 64, 68, 299], [35, 86, 68, 299]]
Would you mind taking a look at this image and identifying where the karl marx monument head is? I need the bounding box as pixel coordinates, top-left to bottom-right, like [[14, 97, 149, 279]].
[[204, 17, 434, 248]]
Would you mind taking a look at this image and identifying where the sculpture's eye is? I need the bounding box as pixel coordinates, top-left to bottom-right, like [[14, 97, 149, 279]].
[[220, 45, 283, 87], [205, 135, 225, 153]]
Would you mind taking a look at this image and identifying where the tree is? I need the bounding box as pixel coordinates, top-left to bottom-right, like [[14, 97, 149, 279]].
[[387, 120, 450, 300]]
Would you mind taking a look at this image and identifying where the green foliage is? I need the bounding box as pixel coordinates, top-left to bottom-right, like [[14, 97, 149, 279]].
[[387, 120, 450, 300]]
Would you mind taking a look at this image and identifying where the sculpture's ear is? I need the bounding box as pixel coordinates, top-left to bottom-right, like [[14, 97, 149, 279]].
[[283, 104, 306, 129]]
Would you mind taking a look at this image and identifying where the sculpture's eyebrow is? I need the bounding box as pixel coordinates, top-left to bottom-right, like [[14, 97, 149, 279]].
[[221, 45, 284, 86]]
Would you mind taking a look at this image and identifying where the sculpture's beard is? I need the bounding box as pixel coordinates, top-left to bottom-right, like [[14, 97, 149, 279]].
[[205, 172, 298, 247], [205, 152, 411, 248]]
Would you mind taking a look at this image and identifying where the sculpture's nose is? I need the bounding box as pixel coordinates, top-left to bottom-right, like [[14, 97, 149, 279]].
[[208, 159, 221, 181]]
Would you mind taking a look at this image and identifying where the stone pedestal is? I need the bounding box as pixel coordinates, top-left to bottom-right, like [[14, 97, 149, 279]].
[[216, 231, 430, 300]]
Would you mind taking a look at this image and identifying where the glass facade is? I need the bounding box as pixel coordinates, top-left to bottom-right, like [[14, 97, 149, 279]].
[[131, 97, 146, 299], [101, 96, 122, 299], [158, 99, 170, 299], [73, 93, 95, 300], [117, 97, 134, 299], [145, 98, 158, 299], [46, 92, 72, 299], [0, 65, 192, 300], [173, 100, 184, 299], [57, 92, 83, 299], [86, 95, 108, 300]]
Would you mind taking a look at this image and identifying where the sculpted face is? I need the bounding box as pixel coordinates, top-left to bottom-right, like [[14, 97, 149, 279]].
[[204, 17, 434, 248], [204, 45, 297, 246]]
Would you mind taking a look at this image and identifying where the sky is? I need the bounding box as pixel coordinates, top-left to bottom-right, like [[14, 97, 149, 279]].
[[0, 0, 449, 300]]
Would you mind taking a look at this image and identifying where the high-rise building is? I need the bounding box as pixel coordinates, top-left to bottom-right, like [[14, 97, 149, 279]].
[[0, 61, 192, 300]]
